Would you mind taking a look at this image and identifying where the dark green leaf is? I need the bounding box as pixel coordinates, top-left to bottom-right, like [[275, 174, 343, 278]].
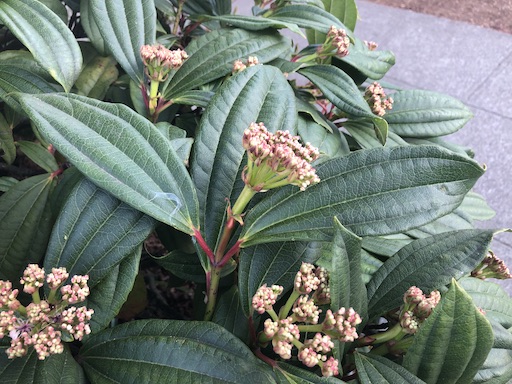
[[37, 0, 69, 24], [198, 15, 304, 36], [17, 93, 199, 234], [325, 0, 358, 31], [80, 0, 106, 55], [0, 0, 82, 92], [403, 280, 494, 384], [154, 249, 206, 282], [172, 89, 214, 107], [459, 277, 512, 328], [190, 65, 297, 247], [297, 115, 350, 159], [338, 39, 395, 80], [0, 177, 18, 192], [0, 173, 54, 282], [367, 229, 494, 318], [385, 90, 473, 138], [212, 286, 250, 344], [355, 353, 426, 384], [164, 28, 291, 99], [330, 218, 367, 321], [239, 241, 321, 315], [0, 112, 15, 164], [80, 319, 276, 383], [75, 55, 119, 100], [298, 65, 374, 119], [84, 246, 141, 332], [17, 141, 59, 173], [362, 235, 412, 258], [240, 146, 484, 246], [405, 208, 474, 238], [344, 119, 408, 149], [0, 346, 86, 384], [88, 0, 156, 83], [44, 177, 154, 284], [274, 361, 345, 383], [269, 5, 351, 36]]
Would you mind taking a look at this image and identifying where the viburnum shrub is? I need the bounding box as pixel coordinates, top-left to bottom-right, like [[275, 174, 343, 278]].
[[0, 0, 511, 382]]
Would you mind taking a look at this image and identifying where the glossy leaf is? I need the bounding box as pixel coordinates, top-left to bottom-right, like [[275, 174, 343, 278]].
[[0, 112, 15, 164], [75, 55, 119, 100], [269, 5, 352, 36], [0, 0, 82, 92], [84, 247, 142, 332], [163, 28, 291, 99], [0, 173, 54, 282], [367, 229, 494, 318], [403, 280, 493, 384], [274, 361, 345, 383], [385, 90, 473, 138], [80, 320, 276, 383], [355, 353, 425, 384], [212, 286, 250, 344], [240, 146, 484, 246], [0, 345, 86, 384], [239, 241, 321, 315], [299, 65, 374, 118], [17, 141, 59, 173], [44, 177, 154, 284], [88, 0, 156, 82], [459, 277, 512, 328], [190, 65, 297, 246], [17, 93, 199, 234]]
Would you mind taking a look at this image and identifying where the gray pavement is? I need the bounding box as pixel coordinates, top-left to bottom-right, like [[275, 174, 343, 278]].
[[235, 1, 512, 292], [355, 1, 512, 292]]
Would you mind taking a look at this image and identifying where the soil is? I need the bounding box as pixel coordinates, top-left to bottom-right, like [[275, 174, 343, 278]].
[[365, 0, 512, 34]]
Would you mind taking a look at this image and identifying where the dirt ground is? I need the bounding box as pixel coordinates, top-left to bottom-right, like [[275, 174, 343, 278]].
[[366, 0, 512, 34]]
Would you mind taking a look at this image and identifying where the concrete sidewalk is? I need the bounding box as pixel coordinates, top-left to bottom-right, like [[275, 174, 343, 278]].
[[355, 1, 512, 292]]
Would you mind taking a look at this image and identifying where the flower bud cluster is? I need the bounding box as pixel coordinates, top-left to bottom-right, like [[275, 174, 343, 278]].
[[140, 44, 188, 81], [323, 26, 350, 58], [232, 56, 259, 73], [364, 40, 379, 51], [364, 82, 394, 116], [471, 251, 512, 280], [242, 122, 320, 191], [0, 265, 93, 360], [252, 263, 361, 378], [399, 286, 440, 334]]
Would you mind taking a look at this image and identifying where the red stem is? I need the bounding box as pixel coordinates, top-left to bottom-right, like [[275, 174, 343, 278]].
[[217, 239, 243, 267], [193, 228, 215, 264]]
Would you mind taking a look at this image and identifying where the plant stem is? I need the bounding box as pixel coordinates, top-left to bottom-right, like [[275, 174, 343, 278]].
[[172, 0, 184, 36], [204, 265, 221, 321], [148, 79, 159, 116], [278, 290, 300, 319], [231, 184, 257, 216]]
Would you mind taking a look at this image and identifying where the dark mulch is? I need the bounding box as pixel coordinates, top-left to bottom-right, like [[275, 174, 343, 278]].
[[366, 0, 512, 34]]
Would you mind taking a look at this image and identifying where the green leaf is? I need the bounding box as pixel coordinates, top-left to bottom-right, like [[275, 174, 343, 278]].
[[367, 229, 494, 318], [0, 62, 61, 112], [240, 146, 484, 246], [75, 55, 119, 99], [80, 0, 106, 55], [385, 90, 473, 138], [0, 112, 15, 164], [458, 191, 495, 221], [163, 28, 291, 99], [198, 15, 305, 37], [212, 286, 250, 344], [403, 279, 494, 384], [474, 348, 512, 384], [338, 38, 395, 80], [459, 277, 512, 328], [190, 65, 297, 247], [299, 65, 374, 118], [37, 0, 68, 23], [44, 177, 154, 284], [362, 235, 412, 258], [274, 361, 345, 383], [88, 0, 156, 83], [80, 319, 276, 383], [84, 246, 142, 332], [0, 0, 82, 92], [355, 353, 426, 384], [360, 249, 383, 284], [171, 137, 194, 165], [325, 0, 358, 31], [269, 5, 351, 36], [344, 119, 408, 149], [297, 115, 350, 159], [17, 141, 59, 173], [0, 345, 86, 384], [172, 89, 214, 107], [0, 177, 18, 192], [0, 173, 54, 282], [330, 218, 367, 321], [16, 93, 199, 234], [239, 241, 320, 315], [405, 208, 474, 238]]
